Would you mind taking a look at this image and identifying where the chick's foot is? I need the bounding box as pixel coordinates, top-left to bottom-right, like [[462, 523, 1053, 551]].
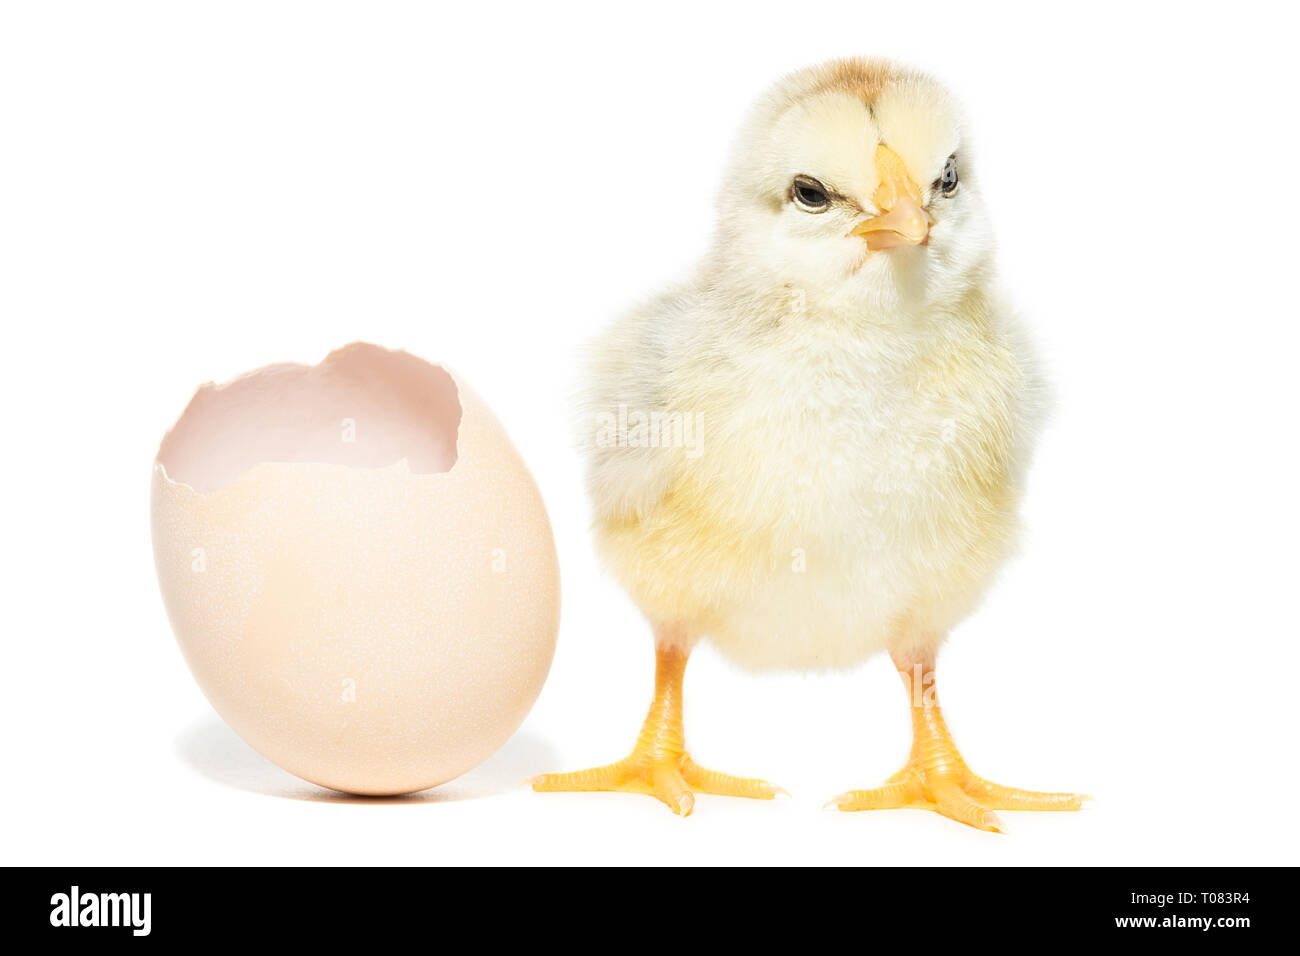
[[529, 752, 782, 817], [529, 645, 783, 816], [827, 655, 1088, 832]]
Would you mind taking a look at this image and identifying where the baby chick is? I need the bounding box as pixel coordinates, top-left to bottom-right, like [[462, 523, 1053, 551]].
[[532, 58, 1085, 830]]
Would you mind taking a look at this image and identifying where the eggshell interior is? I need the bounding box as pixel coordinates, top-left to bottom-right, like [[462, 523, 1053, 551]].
[[152, 343, 560, 795], [157, 346, 462, 492]]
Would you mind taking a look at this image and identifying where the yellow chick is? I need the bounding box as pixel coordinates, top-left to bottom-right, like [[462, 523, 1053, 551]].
[[532, 58, 1085, 830]]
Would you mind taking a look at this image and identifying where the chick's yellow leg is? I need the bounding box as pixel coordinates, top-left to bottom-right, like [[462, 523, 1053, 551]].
[[530, 643, 782, 815], [828, 651, 1087, 832]]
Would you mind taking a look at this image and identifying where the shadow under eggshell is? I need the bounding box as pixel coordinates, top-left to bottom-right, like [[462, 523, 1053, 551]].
[[151, 343, 560, 795]]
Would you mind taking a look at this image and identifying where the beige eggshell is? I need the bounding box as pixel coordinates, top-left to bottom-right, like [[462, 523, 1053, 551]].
[[152, 343, 559, 795]]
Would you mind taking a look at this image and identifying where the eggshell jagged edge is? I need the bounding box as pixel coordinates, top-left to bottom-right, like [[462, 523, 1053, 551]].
[[154, 341, 480, 493]]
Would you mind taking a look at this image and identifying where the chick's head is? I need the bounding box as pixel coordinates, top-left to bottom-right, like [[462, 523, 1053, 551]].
[[713, 59, 993, 316]]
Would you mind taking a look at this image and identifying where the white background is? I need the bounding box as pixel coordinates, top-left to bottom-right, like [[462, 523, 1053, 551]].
[[3, 1, 1298, 866]]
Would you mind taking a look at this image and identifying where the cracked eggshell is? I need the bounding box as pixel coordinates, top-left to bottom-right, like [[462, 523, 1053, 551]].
[[151, 342, 560, 795]]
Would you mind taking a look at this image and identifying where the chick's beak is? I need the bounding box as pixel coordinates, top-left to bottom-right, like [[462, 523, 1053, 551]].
[[851, 195, 932, 249], [851, 143, 934, 251]]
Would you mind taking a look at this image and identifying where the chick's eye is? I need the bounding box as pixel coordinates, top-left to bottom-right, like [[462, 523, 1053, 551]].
[[791, 176, 830, 212], [934, 154, 959, 197]]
